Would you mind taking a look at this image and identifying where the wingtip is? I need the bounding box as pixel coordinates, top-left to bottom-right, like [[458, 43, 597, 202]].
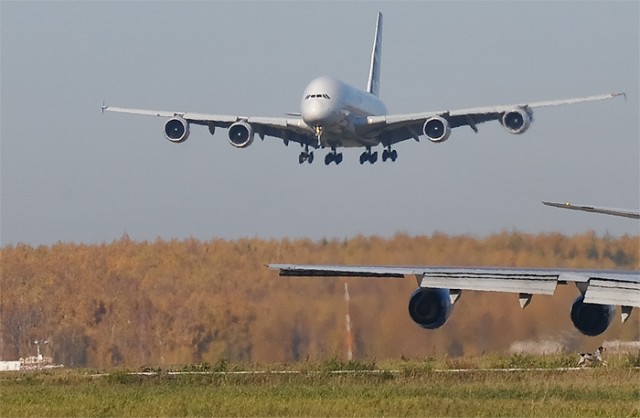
[[542, 201, 573, 208]]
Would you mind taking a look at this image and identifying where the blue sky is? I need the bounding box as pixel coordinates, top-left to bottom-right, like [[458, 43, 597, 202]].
[[1, 1, 638, 246]]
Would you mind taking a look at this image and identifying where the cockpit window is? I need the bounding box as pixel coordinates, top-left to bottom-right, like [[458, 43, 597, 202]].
[[305, 94, 331, 100]]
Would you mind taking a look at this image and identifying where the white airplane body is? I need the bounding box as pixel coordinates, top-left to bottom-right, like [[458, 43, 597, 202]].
[[103, 13, 624, 165]]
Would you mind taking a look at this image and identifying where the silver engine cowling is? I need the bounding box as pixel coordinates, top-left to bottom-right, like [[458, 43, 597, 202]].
[[408, 287, 453, 329], [570, 294, 614, 336], [501, 107, 533, 134], [164, 117, 190, 143], [423, 116, 452, 143], [228, 121, 255, 148]]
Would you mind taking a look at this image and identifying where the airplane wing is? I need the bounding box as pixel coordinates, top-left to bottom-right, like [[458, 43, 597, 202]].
[[269, 264, 639, 306], [543, 201, 640, 220], [366, 92, 625, 145], [269, 263, 639, 334], [103, 105, 318, 148]]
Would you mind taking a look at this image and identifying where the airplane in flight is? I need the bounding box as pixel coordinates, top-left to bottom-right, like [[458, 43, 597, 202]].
[[543, 201, 640, 219], [103, 13, 625, 165], [269, 264, 639, 336]]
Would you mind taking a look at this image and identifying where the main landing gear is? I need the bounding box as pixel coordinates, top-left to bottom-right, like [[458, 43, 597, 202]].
[[382, 146, 398, 162], [299, 145, 314, 164], [359, 147, 378, 164], [324, 148, 343, 165], [358, 146, 397, 164]]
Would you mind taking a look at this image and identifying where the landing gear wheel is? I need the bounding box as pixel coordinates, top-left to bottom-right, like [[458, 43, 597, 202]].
[[382, 148, 398, 162], [324, 153, 334, 165], [299, 151, 314, 164]]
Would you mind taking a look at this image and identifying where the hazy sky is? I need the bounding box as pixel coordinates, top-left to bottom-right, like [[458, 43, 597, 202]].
[[1, 1, 638, 247]]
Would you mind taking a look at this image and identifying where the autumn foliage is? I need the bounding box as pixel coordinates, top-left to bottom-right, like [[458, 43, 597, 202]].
[[1, 232, 638, 368]]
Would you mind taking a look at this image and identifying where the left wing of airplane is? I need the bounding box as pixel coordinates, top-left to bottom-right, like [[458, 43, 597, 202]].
[[367, 93, 625, 145], [103, 105, 318, 149], [543, 201, 640, 219], [269, 264, 639, 336]]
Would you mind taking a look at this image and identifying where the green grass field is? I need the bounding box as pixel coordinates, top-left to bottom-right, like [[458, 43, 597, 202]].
[[2, 356, 639, 417]]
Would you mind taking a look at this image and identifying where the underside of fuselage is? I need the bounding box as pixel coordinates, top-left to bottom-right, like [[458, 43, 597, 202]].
[[319, 122, 380, 149]]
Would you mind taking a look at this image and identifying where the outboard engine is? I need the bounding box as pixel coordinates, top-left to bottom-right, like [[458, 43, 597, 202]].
[[570, 294, 614, 336], [501, 107, 532, 134], [164, 117, 190, 143], [423, 117, 452, 143], [228, 121, 255, 148], [408, 288, 453, 329]]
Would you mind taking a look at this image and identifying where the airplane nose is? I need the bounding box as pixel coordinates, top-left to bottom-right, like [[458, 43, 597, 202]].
[[303, 101, 338, 126]]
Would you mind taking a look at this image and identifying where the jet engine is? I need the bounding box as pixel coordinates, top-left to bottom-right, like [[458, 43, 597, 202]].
[[501, 108, 532, 134], [228, 121, 255, 148], [408, 288, 453, 329], [570, 294, 614, 336], [423, 116, 452, 143], [164, 117, 190, 143]]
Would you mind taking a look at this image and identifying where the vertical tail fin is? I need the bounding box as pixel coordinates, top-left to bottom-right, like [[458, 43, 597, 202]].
[[366, 12, 383, 97]]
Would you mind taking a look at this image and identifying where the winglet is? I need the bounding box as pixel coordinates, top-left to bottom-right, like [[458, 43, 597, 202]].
[[366, 12, 383, 97]]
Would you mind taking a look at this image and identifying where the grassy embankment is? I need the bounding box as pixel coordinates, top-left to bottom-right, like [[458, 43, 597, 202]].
[[2, 354, 639, 417]]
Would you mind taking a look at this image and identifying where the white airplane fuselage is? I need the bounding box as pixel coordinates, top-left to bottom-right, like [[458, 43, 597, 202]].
[[301, 76, 387, 148]]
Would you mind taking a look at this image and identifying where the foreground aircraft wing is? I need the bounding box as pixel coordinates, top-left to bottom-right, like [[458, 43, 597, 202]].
[[103, 105, 317, 147], [269, 264, 639, 332], [366, 92, 625, 145], [543, 201, 640, 219], [270, 264, 639, 306]]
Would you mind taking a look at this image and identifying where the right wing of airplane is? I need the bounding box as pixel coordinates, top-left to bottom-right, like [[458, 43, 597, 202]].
[[103, 105, 318, 149], [269, 263, 639, 336], [366, 92, 625, 145], [543, 201, 640, 219]]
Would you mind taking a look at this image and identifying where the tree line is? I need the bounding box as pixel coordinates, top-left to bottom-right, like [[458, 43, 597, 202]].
[[1, 231, 638, 368]]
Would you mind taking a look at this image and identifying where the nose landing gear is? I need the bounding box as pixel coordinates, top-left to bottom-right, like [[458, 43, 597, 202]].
[[314, 126, 323, 148]]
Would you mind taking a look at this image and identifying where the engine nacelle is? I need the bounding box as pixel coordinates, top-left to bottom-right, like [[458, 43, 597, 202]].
[[228, 121, 255, 148], [570, 294, 614, 336], [164, 117, 190, 143], [501, 108, 532, 134], [408, 288, 453, 329], [423, 117, 452, 143]]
